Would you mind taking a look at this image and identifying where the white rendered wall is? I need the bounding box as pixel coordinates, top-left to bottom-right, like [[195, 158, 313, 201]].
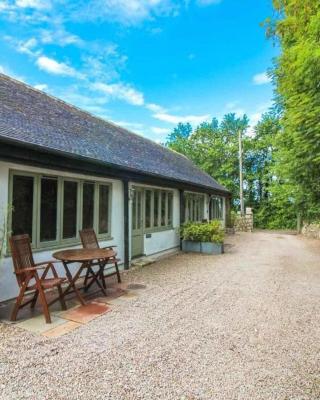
[[0, 161, 124, 302], [129, 183, 180, 258], [144, 188, 180, 256]]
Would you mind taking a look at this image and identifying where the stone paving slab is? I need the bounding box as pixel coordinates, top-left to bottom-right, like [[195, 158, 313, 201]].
[[15, 314, 67, 334], [58, 302, 111, 324], [42, 321, 82, 338]]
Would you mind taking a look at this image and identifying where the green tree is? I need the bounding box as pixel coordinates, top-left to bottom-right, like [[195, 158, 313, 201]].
[[166, 122, 192, 156], [166, 114, 249, 208], [267, 0, 320, 222], [246, 111, 297, 229]]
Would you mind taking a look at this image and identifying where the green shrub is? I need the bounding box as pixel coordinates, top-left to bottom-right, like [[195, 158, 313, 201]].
[[181, 220, 224, 243]]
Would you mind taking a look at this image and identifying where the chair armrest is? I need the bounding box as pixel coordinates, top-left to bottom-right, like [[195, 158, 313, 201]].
[[15, 267, 38, 275], [34, 260, 60, 267]]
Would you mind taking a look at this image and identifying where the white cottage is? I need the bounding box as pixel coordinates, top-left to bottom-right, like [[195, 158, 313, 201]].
[[0, 73, 230, 302]]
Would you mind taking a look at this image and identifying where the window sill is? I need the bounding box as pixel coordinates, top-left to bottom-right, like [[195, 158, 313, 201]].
[[5, 235, 114, 257], [144, 226, 175, 234]]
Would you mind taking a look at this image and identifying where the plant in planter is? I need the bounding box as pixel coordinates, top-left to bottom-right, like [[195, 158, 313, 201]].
[[181, 220, 225, 254]]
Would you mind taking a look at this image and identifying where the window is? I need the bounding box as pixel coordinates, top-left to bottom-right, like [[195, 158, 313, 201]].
[[82, 182, 95, 229], [161, 191, 166, 226], [143, 188, 173, 231], [184, 193, 205, 222], [40, 176, 58, 242], [63, 180, 78, 239], [11, 175, 35, 240], [145, 190, 152, 229], [98, 184, 109, 234], [168, 192, 173, 226], [153, 190, 159, 228], [210, 196, 223, 220], [9, 171, 112, 249]]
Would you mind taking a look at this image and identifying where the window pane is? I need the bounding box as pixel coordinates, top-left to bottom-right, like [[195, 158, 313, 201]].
[[132, 191, 137, 230], [195, 198, 199, 221], [154, 190, 159, 227], [137, 191, 142, 229], [99, 185, 109, 234], [12, 175, 34, 239], [82, 183, 94, 229], [218, 198, 222, 219], [145, 190, 152, 228], [40, 177, 58, 242], [63, 181, 78, 239], [168, 192, 173, 226], [200, 197, 204, 221], [211, 197, 222, 220], [192, 198, 196, 221], [161, 191, 166, 226]]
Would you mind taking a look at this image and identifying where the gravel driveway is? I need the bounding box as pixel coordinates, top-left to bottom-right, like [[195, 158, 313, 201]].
[[0, 231, 319, 400]]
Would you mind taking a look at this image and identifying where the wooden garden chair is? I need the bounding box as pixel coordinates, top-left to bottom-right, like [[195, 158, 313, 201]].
[[9, 234, 67, 323], [79, 228, 121, 291]]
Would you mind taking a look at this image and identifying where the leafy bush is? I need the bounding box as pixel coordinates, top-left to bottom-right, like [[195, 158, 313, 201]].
[[181, 220, 224, 243], [230, 210, 237, 227]]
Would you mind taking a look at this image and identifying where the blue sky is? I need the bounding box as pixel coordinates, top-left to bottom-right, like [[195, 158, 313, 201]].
[[0, 0, 277, 141]]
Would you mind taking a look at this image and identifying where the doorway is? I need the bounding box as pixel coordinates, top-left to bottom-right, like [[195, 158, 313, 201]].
[[131, 187, 144, 258]]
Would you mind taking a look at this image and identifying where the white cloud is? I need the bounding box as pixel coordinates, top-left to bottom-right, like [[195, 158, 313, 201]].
[[253, 72, 271, 85], [151, 126, 171, 135], [196, 0, 221, 5], [4, 35, 38, 57], [153, 112, 210, 125], [149, 27, 163, 35], [34, 83, 48, 91], [82, 0, 179, 25], [40, 28, 83, 46], [36, 56, 84, 79], [92, 82, 144, 106], [146, 103, 166, 113], [17, 37, 39, 56], [15, 0, 51, 9], [82, 44, 127, 82]]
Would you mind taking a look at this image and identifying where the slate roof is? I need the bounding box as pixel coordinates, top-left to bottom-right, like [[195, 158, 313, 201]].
[[0, 73, 228, 194]]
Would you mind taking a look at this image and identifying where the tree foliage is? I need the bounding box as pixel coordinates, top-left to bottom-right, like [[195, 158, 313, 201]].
[[166, 110, 296, 229], [166, 114, 249, 206], [268, 0, 320, 222]]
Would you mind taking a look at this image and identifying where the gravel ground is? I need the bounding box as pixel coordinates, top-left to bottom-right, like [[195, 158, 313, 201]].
[[0, 231, 319, 400]]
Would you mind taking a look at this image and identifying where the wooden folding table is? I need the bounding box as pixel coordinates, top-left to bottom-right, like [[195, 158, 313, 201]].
[[52, 248, 116, 305]]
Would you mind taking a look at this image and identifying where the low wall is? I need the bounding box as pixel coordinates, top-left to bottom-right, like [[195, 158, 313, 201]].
[[234, 209, 253, 232], [301, 223, 320, 239]]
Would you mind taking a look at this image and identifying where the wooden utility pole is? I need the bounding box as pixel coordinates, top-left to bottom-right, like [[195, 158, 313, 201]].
[[239, 128, 244, 216]]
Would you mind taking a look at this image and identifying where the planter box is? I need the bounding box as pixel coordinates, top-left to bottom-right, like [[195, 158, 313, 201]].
[[182, 240, 224, 254]]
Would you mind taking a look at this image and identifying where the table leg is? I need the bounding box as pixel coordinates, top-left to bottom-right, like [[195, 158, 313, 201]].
[[84, 261, 107, 296], [61, 262, 86, 305]]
